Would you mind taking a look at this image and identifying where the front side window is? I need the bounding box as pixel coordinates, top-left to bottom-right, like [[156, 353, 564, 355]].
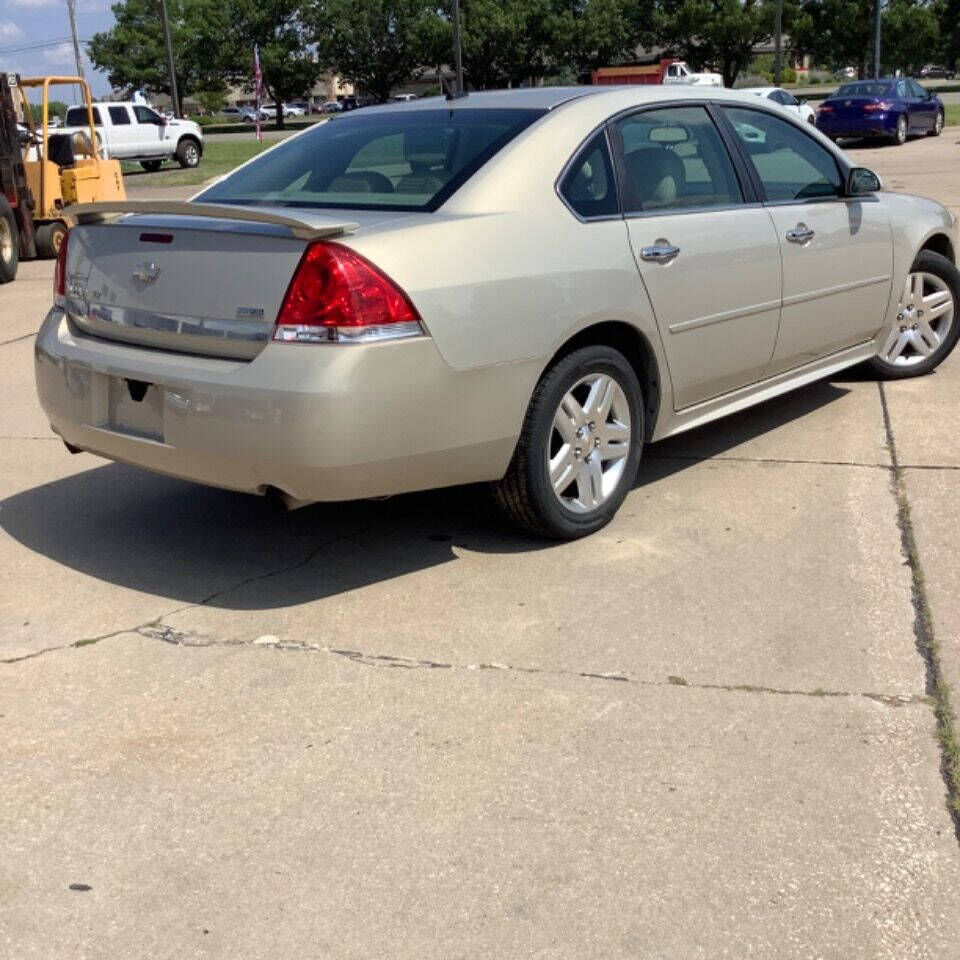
[[134, 106, 162, 125], [558, 131, 618, 218], [723, 106, 842, 201], [613, 106, 742, 214], [198, 107, 546, 212], [108, 106, 131, 125]]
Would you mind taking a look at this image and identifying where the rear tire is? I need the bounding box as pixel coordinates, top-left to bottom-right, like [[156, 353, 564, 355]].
[[0, 196, 18, 283], [893, 114, 907, 145], [34, 221, 67, 260], [141, 159, 163, 172], [176, 138, 201, 168], [492, 345, 643, 539], [869, 251, 960, 379]]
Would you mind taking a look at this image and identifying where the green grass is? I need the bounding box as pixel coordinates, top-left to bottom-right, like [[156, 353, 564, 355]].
[[121, 138, 275, 187], [945, 104, 960, 126]]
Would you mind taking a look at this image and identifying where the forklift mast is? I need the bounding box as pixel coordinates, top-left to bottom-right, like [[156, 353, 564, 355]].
[[0, 73, 37, 259]]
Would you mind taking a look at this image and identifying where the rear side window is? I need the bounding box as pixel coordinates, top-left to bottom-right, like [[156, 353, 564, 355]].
[[723, 106, 842, 201], [108, 106, 131, 125], [66, 106, 100, 126], [198, 108, 546, 212], [559, 131, 618, 218], [614, 106, 742, 213]]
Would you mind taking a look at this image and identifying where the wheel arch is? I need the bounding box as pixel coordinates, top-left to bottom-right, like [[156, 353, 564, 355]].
[[920, 231, 955, 265], [544, 320, 662, 441]]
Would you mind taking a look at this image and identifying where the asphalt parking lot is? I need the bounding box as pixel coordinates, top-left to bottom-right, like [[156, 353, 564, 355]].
[[3, 134, 960, 958]]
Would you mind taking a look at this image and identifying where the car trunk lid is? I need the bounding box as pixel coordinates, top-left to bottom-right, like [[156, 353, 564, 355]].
[[61, 201, 359, 360]]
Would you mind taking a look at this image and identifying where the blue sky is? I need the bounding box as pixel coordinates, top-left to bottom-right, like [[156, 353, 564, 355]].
[[0, 0, 115, 99]]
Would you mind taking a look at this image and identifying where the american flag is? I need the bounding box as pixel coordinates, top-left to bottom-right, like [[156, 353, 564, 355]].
[[252, 43, 263, 142]]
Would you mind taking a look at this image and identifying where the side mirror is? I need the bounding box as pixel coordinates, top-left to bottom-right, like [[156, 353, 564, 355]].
[[846, 166, 882, 196]]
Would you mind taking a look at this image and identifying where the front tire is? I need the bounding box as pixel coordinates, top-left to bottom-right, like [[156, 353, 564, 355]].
[[0, 196, 18, 283], [176, 138, 201, 168], [929, 110, 944, 137], [492, 345, 643, 539], [869, 250, 960, 379]]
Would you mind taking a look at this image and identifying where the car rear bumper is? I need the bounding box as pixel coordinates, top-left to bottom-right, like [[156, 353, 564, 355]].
[[35, 310, 536, 503], [815, 114, 896, 137]]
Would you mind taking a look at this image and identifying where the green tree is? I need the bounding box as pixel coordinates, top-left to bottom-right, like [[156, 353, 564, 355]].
[[551, 0, 653, 78], [883, 0, 939, 74], [654, 0, 776, 87], [225, 0, 324, 126], [88, 0, 230, 110], [309, 0, 441, 102], [933, 0, 960, 68], [792, 0, 876, 77]]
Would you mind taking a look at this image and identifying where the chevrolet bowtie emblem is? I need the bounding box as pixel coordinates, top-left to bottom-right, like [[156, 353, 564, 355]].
[[132, 261, 160, 283]]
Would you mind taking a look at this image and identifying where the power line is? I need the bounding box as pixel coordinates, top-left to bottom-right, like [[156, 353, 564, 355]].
[[0, 37, 91, 54]]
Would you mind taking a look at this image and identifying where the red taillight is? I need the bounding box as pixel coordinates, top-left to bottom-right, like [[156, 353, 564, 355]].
[[864, 101, 893, 112], [53, 229, 70, 308], [274, 241, 423, 344], [818, 104, 834, 114]]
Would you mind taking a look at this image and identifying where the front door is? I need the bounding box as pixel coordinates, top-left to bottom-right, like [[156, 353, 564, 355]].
[[612, 105, 783, 409], [133, 105, 168, 156], [721, 105, 892, 377]]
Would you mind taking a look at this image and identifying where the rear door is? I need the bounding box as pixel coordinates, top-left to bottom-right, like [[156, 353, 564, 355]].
[[720, 105, 892, 377], [613, 104, 783, 409], [106, 105, 137, 158]]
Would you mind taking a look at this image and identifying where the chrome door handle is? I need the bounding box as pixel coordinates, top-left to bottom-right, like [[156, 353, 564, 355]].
[[786, 223, 815, 244], [640, 241, 681, 263]]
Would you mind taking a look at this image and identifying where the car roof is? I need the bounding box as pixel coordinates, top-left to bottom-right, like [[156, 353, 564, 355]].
[[739, 87, 777, 95], [359, 85, 798, 116]]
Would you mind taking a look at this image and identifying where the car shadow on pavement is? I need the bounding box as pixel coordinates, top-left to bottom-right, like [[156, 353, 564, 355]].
[[1, 377, 852, 610]]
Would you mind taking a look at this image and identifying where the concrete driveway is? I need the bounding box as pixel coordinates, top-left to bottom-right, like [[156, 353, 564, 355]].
[[2, 136, 960, 959]]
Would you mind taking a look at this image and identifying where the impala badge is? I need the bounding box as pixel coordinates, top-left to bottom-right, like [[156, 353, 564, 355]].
[[132, 261, 160, 283]]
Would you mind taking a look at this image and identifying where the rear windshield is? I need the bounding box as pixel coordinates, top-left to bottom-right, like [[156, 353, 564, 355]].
[[833, 82, 895, 98], [197, 107, 546, 212]]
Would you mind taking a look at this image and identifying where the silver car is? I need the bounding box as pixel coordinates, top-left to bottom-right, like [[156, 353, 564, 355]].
[[36, 87, 959, 538]]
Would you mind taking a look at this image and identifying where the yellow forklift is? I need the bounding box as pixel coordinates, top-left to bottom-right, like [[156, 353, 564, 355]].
[[12, 74, 124, 259]]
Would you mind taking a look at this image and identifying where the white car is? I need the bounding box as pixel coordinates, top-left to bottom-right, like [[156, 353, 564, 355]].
[[37, 86, 959, 539], [61, 101, 203, 169], [740, 87, 816, 124]]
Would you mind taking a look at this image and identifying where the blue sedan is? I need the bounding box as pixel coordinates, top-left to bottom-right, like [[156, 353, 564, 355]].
[[815, 78, 944, 145]]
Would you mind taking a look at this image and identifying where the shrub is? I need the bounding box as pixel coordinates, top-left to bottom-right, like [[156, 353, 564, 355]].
[[733, 73, 771, 89]]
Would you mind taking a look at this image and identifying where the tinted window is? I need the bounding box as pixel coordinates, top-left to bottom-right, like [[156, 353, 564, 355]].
[[724, 107, 842, 201], [780, 90, 798, 106], [559, 131, 618, 218], [909, 80, 927, 98], [835, 81, 896, 98], [108, 106, 131, 125], [65, 106, 100, 126], [199, 108, 545, 212], [614, 106, 741, 213]]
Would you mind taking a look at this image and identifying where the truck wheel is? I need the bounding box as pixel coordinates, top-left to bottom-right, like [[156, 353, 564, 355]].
[[176, 138, 201, 168], [0, 197, 18, 283], [35, 221, 67, 259], [141, 159, 163, 172]]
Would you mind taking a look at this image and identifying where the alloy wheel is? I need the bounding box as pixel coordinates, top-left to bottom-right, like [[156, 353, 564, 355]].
[[896, 115, 907, 144], [879, 271, 955, 366], [935, 112, 944, 135], [548, 372, 632, 513]]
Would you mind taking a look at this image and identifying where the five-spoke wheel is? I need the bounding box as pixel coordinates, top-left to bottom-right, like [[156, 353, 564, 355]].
[[493, 345, 643, 539], [871, 251, 960, 378]]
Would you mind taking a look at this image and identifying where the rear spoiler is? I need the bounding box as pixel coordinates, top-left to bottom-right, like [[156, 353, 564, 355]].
[[62, 201, 357, 241]]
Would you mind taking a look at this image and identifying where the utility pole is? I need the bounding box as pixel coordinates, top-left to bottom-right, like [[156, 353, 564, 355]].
[[773, 0, 783, 86], [158, 0, 181, 117], [873, 0, 882, 78], [452, 0, 464, 95], [66, 0, 85, 81]]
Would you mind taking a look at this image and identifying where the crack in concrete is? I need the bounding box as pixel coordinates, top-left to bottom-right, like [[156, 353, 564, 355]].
[[0, 332, 36, 347], [0, 435, 60, 442], [646, 452, 890, 470], [878, 380, 960, 839]]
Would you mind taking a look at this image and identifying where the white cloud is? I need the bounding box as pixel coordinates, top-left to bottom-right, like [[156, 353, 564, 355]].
[[6, 0, 60, 8], [43, 41, 80, 64], [0, 20, 24, 40]]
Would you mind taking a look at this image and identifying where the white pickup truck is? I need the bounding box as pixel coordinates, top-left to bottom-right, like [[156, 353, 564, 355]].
[[62, 102, 204, 170]]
